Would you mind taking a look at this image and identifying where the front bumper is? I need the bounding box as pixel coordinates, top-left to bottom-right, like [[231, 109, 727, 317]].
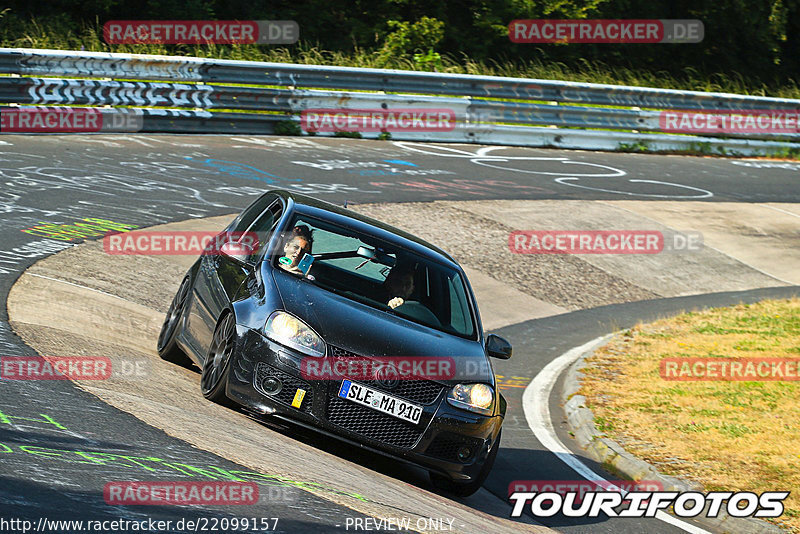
[[225, 328, 503, 481]]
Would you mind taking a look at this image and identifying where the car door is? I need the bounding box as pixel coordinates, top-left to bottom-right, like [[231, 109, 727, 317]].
[[184, 193, 282, 359]]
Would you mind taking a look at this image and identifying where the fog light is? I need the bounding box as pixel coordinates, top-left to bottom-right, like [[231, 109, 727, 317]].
[[456, 446, 472, 462], [262, 377, 282, 395]]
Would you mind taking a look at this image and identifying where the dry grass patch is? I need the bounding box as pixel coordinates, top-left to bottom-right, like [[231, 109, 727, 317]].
[[579, 298, 800, 532]]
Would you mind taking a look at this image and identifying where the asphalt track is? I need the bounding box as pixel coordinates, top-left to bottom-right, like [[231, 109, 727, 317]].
[[0, 135, 798, 534]]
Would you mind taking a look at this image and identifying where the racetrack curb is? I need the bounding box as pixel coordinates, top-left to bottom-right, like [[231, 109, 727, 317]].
[[561, 336, 787, 534], [7, 214, 551, 534]]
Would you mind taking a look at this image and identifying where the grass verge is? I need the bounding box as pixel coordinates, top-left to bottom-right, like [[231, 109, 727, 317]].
[[1, 17, 800, 99], [579, 298, 800, 531]]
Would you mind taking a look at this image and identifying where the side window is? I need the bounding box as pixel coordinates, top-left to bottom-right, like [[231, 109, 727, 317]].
[[448, 274, 471, 335], [230, 193, 278, 234], [226, 193, 282, 264], [241, 200, 283, 263]]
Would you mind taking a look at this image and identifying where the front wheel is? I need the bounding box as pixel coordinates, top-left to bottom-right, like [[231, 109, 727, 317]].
[[200, 312, 236, 407], [430, 430, 501, 498]]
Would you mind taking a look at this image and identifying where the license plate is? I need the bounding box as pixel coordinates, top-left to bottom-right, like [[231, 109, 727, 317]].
[[338, 380, 423, 424]]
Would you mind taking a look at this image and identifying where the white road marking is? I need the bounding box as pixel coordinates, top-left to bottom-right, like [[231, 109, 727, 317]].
[[393, 141, 714, 198], [760, 204, 800, 219], [521, 335, 712, 533], [555, 177, 714, 199], [472, 159, 626, 177]]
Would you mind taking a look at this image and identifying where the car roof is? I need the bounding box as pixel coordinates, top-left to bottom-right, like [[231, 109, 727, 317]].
[[271, 189, 460, 269]]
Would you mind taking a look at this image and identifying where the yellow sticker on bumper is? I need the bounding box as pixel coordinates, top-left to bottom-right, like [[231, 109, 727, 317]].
[[291, 388, 306, 408]]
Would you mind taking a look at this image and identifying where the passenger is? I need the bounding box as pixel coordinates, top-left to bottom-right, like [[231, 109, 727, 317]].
[[382, 262, 416, 309], [279, 225, 314, 276]]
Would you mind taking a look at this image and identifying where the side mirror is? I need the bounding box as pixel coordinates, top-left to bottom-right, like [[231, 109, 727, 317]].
[[486, 334, 512, 360], [219, 241, 252, 263]]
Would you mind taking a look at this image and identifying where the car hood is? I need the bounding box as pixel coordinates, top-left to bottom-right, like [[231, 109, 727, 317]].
[[271, 270, 493, 385]]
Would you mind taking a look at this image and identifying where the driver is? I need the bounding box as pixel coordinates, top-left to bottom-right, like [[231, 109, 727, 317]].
[[382, 261, 416, 309], [279, 225, 314, 276]]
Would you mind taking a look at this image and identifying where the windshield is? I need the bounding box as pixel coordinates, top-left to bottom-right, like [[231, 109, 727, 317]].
[[271, 215, 476, 338]]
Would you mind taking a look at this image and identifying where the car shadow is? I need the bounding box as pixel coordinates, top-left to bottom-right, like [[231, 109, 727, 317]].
[[0, 476, 358, 533], [239, 408, 614, 526], [487, 445, 615, 529]]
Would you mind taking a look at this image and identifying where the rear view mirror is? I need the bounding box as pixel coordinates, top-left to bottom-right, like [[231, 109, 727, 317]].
[[486, 334, 512, 360], [357, 246, 376, 260]]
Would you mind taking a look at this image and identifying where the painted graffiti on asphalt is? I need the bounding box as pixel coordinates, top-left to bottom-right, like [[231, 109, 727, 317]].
[[0, 218, 137, 274], [0, 323, 29, 357], [21, 218, 138, 241], [188, 156, 380, 194], [291, 158, 456, 176], [731, 160, 800, 170], [0, 239, 76, 275], [0, 408, 370, 502]]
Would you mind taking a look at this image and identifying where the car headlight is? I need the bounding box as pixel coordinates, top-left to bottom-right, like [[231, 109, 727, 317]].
[[264, 311, 325, 358], [446, 383, 494, 415]]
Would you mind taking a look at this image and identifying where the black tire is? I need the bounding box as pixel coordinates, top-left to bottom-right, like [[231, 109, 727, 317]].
[[157, 275, 192, 366], [430, 430, 501, 498], [200, 312, 237, 407]]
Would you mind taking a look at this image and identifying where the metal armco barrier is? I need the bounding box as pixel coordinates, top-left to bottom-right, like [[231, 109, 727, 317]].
[[1, 47, 800, 155]]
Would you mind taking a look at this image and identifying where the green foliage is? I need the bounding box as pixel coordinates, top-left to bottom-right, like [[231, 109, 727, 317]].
[[595, 415, 615, 432], [2, 0, 800, 95], [413, 48, 443, 71], [676, 421, 712, 433], [333, 131, 363, 138], [768, 146, 800, 159], [686, 141, 714, 155], [718, 422, 754, 438], [617, 141, 650, 152], [273, 120, 302, 136], [378, 16, 444, 67]]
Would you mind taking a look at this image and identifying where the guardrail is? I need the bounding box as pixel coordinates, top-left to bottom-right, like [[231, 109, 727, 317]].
[[1, 47, 800, 156]]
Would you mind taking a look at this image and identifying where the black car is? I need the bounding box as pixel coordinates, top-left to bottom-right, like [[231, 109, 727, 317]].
[[157, 190, 512, 496]]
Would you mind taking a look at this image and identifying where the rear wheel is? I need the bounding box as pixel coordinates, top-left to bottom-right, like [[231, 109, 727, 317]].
[[157, 276, 192, 365], [200, 313, 237, 407], [430, 430, 501, 497]]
